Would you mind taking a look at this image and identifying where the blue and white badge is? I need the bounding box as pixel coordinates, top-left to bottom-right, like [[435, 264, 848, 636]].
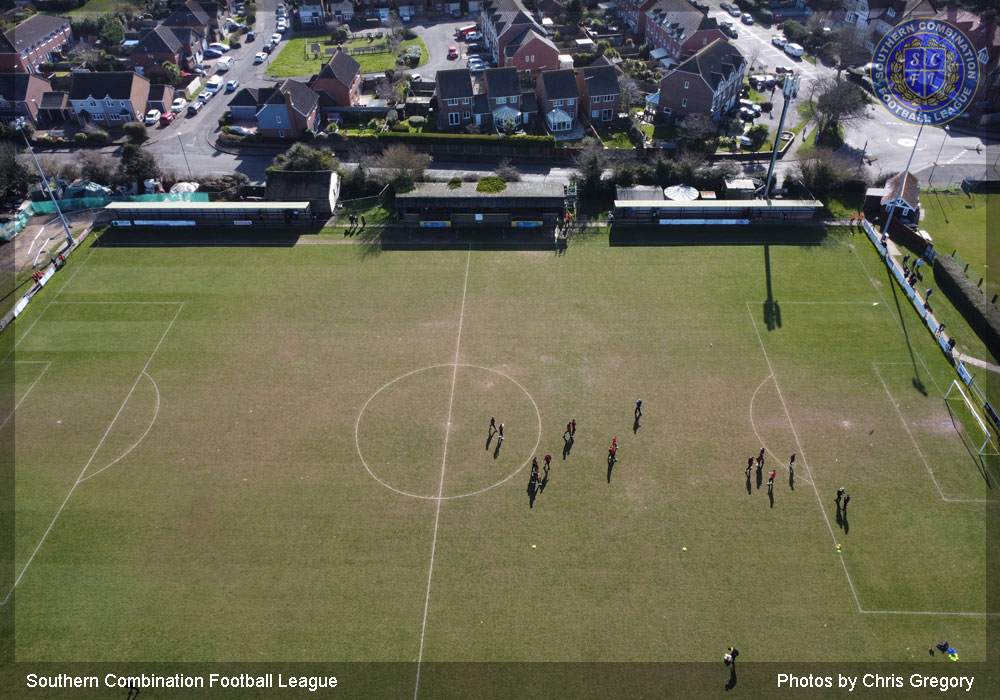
[[871, 19, 979, 126]]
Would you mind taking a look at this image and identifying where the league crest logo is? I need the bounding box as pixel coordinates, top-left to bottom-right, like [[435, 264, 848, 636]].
[[871, 19, 979, 126]]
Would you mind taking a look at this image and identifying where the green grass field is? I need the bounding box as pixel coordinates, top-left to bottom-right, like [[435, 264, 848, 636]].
[[267, 34, 428, 77], [1, 225, 995, 697], [65, 0, 125, 16]]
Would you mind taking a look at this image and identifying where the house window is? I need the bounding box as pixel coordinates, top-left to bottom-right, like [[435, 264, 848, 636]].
[[449, 112, 460, 125], [886, 8, 895, 18], [93, 113, 104, 120], [496, 96, 506, 104], [463, 111, 471, 119], [684, 81, 689, 89], [681, 98, 687, 107], [510, 95, 518, 104], [528, 55, 533, 63], [447, 98, 459, 106], [591, 109, 599, 118], [604, 95, 614, 102], [109, 113, 121, 121], [462, 97, 470, 104], [602, 109, 612, 121], [279, 130, 284, 137], [567, 98, 575, 105], [553, 99, 562, 106], [703, 38, 707, 45], [845, 11, 855, 23]]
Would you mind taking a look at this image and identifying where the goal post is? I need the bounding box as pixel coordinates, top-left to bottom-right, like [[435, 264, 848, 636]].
[[944, 380, 999, 456]]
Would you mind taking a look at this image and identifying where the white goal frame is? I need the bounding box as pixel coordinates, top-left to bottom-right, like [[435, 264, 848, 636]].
[[944, 379, 999, 456]]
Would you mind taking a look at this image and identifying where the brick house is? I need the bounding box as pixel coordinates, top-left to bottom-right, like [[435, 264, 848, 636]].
[[299, 2, 327, 27], [619, 0, 658, 36], [433, 68, 476, 130], [502, 26, 561, 73], [536, 69, 579, 132], [164, 0, 217, 41], [643, 0, 724, 64], [483, 67, 526, 128], [255, 79, 321, 138], [131, 25, 205, 77], [656, 39, 745, 122], [480, 0, 547, 68], [0, 14, 73, 74], [329, 1, 355, 23], [146, 84, 176, 113], [68, 72, 152, 127], [577, 64, 620, 126], [309, 51, 361, 107], [0, 73, 52, 125], [836, 0, 936, 50], [935, 7, 1000, 118]]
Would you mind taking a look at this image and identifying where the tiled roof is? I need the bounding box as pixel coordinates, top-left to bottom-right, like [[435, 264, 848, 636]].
[[668, 39, 744, 90], [229, 86, 260, 107], [436, 69, 474, 100], [881, 171, 919, 209], [540, 69, 578, 100], [133, 25, 183, 55], [0, 14, 70, 54], [317, 50, 361, 87], [484, 67, 520, 97], [581, 65, 619, 97], [0, 73, 36, 101], [68, 71, 146, 101], [279, 79, 319, 116], [646, 0, 714, 42], [39, 91, 68, 110]]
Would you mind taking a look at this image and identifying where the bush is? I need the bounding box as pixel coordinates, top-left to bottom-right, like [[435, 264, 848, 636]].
[[390, 122, 410, 132], [573, 52, 594, 67], [122, 121, 147, 143], [386, 109, 399, 126], [74, 132, 87, 144], [476, 176, 507, 194], [447, 176, 462, 189], [933, 253, 1000, 361], [407, 116, 425, 127], [402, 28, 417, 40], [85, 129, 110, 145], [760, 101, 773, 113]]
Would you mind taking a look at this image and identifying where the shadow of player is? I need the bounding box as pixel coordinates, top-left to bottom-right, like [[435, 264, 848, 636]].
[[539, 466, 550, 492], [756, 467, 763, 490], [745, 476, 752, 496], [633, 416, 640, 434], [563, 436, 573, 460], [607, 454, 615, 483], [768, 489, 774, 509], [485, 433, 493, 451], [725, 664, 737, 691], [788, 468, 795, 490], [527, 479, 537, 508], [493, 441, 502, 460]]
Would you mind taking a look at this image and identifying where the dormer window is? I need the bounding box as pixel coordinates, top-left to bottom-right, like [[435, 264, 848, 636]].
[[886, 8, 895, 18]]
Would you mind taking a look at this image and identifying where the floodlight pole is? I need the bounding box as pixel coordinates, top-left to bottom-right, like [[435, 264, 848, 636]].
[[764, 75, 799, 200], [177, 134, 192, 177], [14, 117, 74, 246], [881, 121, 924, 237], [928, 125, 949, 186]]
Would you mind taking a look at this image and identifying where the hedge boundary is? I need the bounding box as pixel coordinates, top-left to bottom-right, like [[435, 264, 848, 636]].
[[933, 252, 1000, 361]]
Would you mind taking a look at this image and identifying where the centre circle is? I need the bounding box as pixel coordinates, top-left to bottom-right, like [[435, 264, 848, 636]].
[[355, 364, 541, 499]]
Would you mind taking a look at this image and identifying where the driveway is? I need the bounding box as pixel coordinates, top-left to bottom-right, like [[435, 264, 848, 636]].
[[401, 15, 472, 80]]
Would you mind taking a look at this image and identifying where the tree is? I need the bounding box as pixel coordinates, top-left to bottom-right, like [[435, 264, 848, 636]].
[[118, 143, 161, 186], [122, 120, 148, 143], [791, 148, 858, 198], [494, 157, 521, 183], [564, 0, 584, 24], [747, 123, 770, 150], [375, 77, 400, 104], [79, 151, 118, 185], [378, 144, 431, 192], [573, 137, 610, 195], [0, 143, 31, 204], [272, 143, 336, 171], [781, 20, 808, 45], [162, 61, 181, 85], [744, 42, 763, 73], [99, 16, 125, 46], [677, 112, 716, 146], [618, 74, 640, 109], [826, 28, 869, 79], [815, 78, 868, 140]]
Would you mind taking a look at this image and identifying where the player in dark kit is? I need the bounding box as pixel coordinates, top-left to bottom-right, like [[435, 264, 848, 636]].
[[746, 457, 753, 479], [498, 423, 504, 442], [544, 454, 552, 467], [768, 470, 776, 493], [489, 416, 496, 434]]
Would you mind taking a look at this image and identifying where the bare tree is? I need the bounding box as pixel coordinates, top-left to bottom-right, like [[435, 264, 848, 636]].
[[677, 112, 716, 145], [618, 74, 641, 109], [78, 152, 119, 185], [35, 155, 80, 182], [379, 144, 431, 191], [375, 77, 400, 105], [744, 43, 763, 74], [815, 78, 869, 139], [827, 28, 869, 79]]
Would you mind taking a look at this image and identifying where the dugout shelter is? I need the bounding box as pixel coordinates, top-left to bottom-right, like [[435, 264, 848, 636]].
[[395, 183, 565, 230], [106, 201, 312, 227]]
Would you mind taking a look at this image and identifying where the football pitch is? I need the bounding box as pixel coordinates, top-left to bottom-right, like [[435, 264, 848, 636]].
[[1, 226, 995, 697]]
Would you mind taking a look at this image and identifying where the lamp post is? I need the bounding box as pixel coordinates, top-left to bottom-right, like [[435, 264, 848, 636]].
[[13, 117, 73, 246]]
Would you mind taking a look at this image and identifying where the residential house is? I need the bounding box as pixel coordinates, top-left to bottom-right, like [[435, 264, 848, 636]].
[[229, 86, 264, 120], [838, 0, 937, 50], [329, 0, 355, 23], [480, 0, 548, 68], [536, 69, 579, 132], [656, 39, 745, 122], [68, 71, 152, 127], [619, 0, 659, 36], [309, 50, 362, 107], [255, 79, 320, 138], [643, 0, 724, 65], [879, 171, 920, 222], [483, 66, 525, 128], [147, 84, 176, 113], [164, 0, 217, 42], [577, 63, 621, 126], [300, 2, 327, 27], [131, 24, 205, 77], [357, 0, 394, 22], [0, 14, 73, 74], [935, 6, 1000, 118], [502, 25, 562, 73], [38, 90, 71, 124], [433, 68, 476, 130], [0, 73, 51, 125]]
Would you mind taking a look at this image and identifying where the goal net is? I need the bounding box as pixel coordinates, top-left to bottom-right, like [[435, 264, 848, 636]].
[[944, 380, 999, 456]]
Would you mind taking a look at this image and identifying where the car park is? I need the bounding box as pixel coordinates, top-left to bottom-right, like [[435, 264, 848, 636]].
[[738, 106, 757, 120], [772, 35, 786, 47], [144, 109, 161, 125], [784, 42, 804, 57], [171, 97, 187, 112], [254, 52, 266, 63], [226, 79, 240, 92], [187, 100, 204, 115], [159, 112, 176, 126], [448, 46, 458, 59], [271, 33, 282, 44], [742, 13, 753, 24]]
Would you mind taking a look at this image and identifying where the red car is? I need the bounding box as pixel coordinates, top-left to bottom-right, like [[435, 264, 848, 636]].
[[159, 112, 176, 126], [448, 45, 458, 59]]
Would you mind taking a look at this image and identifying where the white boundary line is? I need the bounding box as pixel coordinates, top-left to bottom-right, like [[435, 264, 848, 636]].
[[0, 361, 51, 432], [414, 245, 471, 700], [78, 371, 160, 483], [1, 302, 183, 607], [747, 303, 996, 617], [872, 364, 988, 504], [355, 363, 541, 500], [748, 373, 813, 485]]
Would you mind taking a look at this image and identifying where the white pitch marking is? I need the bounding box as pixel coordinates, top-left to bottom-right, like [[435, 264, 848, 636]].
[[0, 361, 51, 432], [748, 373, 813, 485], [78, 371, 160, 483], [0, 302, 183, 606], [414, 245, 471, 700]]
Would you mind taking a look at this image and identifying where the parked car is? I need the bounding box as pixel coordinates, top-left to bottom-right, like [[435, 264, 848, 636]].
[[280, 24, 290, 34], [749, 74, 776, 88], [205, 76, 224, 93], [226, 79, 240, 92], [271, 33, 282, 44], [729, 7, 741, 17], [254, 52, 267, 63], [216, 56, 233, 71], [208, 42, 230, 53], [465, 31, 483, 41], [187, 100, 204, 115], [247, 31, 256, 41], [738, 106, 757, 120], [774, 65, 794, 74], [738, 99, 762, 116], [448, 45, 458, 59], [190, 65, 207, 76], [466, 43, 486, 53], [203, 48, 223, 58], [171, 97, 187, 112], [739, 135, 752, 147], [159, 111, 176, 125], [229, 126, 253, 136], [469, 61, 486, 73], [263, 43, 274, 54], [772, 35, 786, 47], [722, 25, 738, 38], [720, 2, 732, 11], [692, 1, 708, 10], [784, 42, 804, 57], [742, 13, 754, 25], [144, 109, 161, 125], [409, 72, 422, 83], [197, 90, 214, 102]]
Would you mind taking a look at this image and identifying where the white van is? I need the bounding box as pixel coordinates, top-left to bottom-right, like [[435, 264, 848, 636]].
[[216, 56, 233, 71], [784, 43, 804, 57], [205, 75, 224, 92]]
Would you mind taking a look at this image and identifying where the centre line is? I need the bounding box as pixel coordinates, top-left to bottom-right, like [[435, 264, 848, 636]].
[[414, 244, 472, 699]]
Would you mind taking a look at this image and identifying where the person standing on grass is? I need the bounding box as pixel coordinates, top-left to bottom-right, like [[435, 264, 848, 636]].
[[565, 421, 572, 438], [789, 453, 795, 471], [612, 436, 617, 451], [728, 647, 740, 663], [635, 399, 642, 419], [835, 487, 845, 505], [768, 470, 776, 493], [498, 423, 504, 442], [360, 215, 367, 229], [842, 493, 850, 511], [489, 416, 496, 434], [746, 457, 753, 479], [531, 461, 540, 486], [544, 454, 551, 468], [571, 419, 576, 437]]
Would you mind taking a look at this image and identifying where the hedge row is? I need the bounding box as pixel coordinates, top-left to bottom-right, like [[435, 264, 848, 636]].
[[377, 132, 556, 147], [933, 252, 1000, 361]]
